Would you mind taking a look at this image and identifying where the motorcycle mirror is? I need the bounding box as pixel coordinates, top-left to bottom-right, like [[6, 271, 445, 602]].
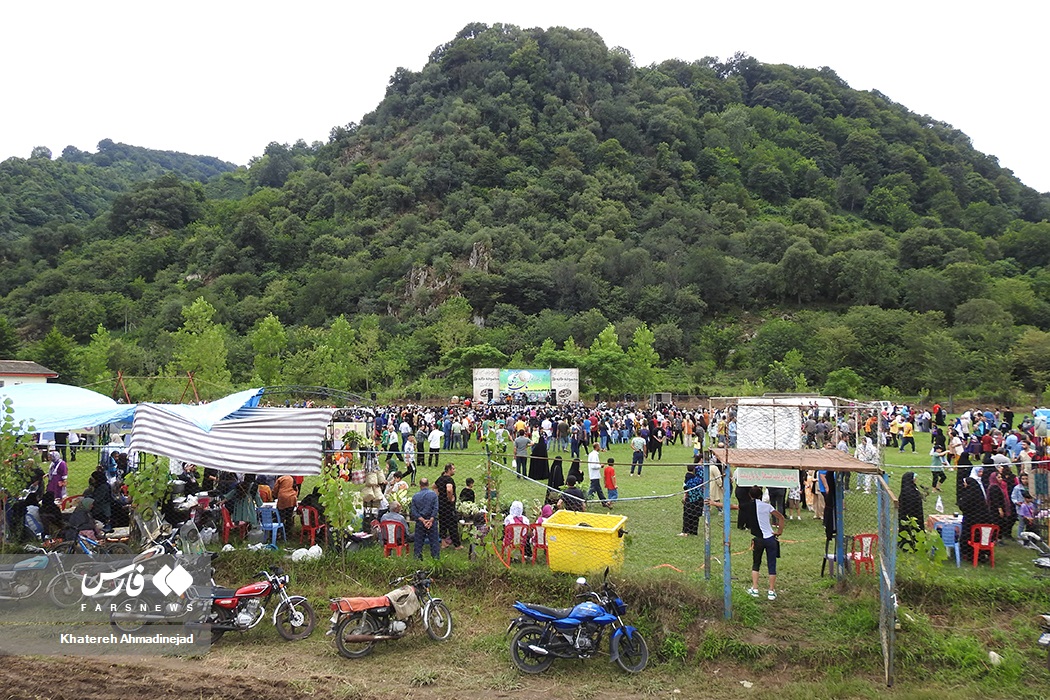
[[576, 577, 587, 586]]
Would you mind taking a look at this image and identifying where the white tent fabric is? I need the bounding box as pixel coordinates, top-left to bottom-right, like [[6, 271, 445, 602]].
[[130, 403, 335, 475], [0, 383, 135, 432]]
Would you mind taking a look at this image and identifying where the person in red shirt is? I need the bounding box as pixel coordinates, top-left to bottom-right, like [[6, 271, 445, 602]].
[[603, 457, 618, 503]]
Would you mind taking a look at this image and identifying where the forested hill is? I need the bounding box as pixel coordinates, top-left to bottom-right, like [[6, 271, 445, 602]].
[[0, 139, 238, 229], [2, 22, 1050, 404]]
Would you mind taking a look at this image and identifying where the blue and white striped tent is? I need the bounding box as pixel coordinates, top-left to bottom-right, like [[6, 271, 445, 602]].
[[129, 389, 334, 476]]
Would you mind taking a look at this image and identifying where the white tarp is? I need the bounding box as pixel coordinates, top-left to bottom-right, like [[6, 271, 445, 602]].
[[0, 383, 135, 432], [736, 399, 803, 450], [130, 403, 335, 476]]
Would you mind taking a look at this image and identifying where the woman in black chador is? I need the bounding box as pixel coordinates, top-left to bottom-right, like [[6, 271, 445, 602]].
[[958, 468, 991, 560], [528, 435, 549, 482], [897, 472, 924, 551], [545, 455, 565, 505]]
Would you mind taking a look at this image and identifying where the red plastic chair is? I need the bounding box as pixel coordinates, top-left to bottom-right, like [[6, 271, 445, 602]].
[[298, 506, 328, 547], [531, 523, 549, 565], [970, 524, 999, 567], [847, 533, 878, 574], [60, 495, 83, 511], [503, 523, 530, 564], [220, 505, 248, 544], [381, 521, 407, 557]]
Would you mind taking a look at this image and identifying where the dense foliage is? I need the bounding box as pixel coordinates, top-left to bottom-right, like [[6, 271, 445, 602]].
[[2, 23, 1049, 403]]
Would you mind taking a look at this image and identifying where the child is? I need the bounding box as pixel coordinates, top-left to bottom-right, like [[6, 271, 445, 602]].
[[788, 482, 803, 521], [459, 477, 476, 503], [1017, 490, 1036, 539], [604, 458, 618, 502]]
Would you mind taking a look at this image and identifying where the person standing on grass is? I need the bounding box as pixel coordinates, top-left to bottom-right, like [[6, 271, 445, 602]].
[[743, 485, 784, 600], [680, 461, 704, 536], [603, 457, 618, 503], [630, 433, 646, 476], [410, 477, 440, 561], [587, 444, 611, 508]]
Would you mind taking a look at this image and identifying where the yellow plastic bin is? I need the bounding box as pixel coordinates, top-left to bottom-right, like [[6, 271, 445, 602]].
[[542, 510, 628, 574]]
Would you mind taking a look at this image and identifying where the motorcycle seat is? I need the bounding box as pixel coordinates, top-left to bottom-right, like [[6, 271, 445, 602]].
[[522, 604, 575, 620], [334, 596, 391, 613]]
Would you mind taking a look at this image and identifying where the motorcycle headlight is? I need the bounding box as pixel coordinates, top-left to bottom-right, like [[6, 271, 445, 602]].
[[614, 598, 627, 615], [281, 575, 289, 586]]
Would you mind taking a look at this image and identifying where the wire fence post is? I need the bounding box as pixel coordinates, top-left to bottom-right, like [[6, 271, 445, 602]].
[[703, 460, 711, 580], [876, 474, 898, 686], [722, 466, 732, 620]]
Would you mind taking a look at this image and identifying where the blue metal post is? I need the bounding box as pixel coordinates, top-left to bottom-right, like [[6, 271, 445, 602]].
[[835, 472, 846, 580], [723, 466, 732, 620]]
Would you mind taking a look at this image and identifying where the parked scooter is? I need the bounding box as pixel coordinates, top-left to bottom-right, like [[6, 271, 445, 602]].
[[328, 570, 452, 658], [506, 568, 648, 674]]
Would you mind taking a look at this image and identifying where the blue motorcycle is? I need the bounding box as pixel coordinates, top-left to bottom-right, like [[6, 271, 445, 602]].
[[506, 568, 648, 674]]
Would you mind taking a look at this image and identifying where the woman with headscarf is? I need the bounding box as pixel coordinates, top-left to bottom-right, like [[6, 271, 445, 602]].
[[897, 472, 924, 550], [987, 469, 1012, 542], [1000, 465, 1019, 538], [224, 477, 262, 530], [46, 451, 67, 502], [528, 434, 549, 482], [536, 503, 553, 527], [955, 449, 973, 506], [546, 455, 565, 505], [567, 458, 583, 486], [855, 437, 878, 494], [503, 500, 532, 558], [959, 468, 990, 559]]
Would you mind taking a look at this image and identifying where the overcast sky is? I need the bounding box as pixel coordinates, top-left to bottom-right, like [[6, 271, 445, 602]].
[[3, 1, 1047, 192]]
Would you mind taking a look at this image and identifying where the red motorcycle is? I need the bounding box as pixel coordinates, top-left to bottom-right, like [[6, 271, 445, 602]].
[[208, 567, 316, 642], [111, 566, 315, 643]]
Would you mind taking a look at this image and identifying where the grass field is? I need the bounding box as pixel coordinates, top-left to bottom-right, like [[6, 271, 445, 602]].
[[53, 433, 1050, 698]]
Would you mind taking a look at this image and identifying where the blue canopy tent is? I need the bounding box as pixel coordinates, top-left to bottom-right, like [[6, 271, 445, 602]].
[[0, 383, 135, 433]]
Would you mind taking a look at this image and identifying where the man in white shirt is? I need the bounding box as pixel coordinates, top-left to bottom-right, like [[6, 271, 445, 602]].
[[743, 486, 785, 600], [427, 426, 444, 468], [586, 446, 611, 508]]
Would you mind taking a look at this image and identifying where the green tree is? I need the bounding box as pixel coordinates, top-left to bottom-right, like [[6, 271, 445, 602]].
[[28, 328, 80, 384], [1012, 328, 1050, 401], [822, 367, 864, 397], [79, 325, 114, 387], [698, 323, 739, 370], [0, 316, 19, 358], [626, 323, 660, 396], [249, 314, 288, 386], [168, 297, 232, 397]]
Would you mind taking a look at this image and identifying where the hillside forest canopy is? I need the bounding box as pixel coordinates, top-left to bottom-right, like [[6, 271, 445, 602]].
[[2, 23, 1050, 405]]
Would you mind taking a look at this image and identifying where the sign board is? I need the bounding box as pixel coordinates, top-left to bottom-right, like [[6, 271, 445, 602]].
[[733, 467, 799, 488]]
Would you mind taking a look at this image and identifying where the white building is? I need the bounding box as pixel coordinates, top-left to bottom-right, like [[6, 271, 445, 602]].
[[0, 360, 58, 387]]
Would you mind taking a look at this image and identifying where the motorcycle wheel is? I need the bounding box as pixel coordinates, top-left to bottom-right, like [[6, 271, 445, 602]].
[[424, 601, 453, 641], [334, 613, 378, 659], [510, 625, 554, 674], [47, 572, 83, 608], [205, 606, 233, 645], [110, 597, 150, 634], [275, 598, 316, 641], [611, 630, 649, 673]]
